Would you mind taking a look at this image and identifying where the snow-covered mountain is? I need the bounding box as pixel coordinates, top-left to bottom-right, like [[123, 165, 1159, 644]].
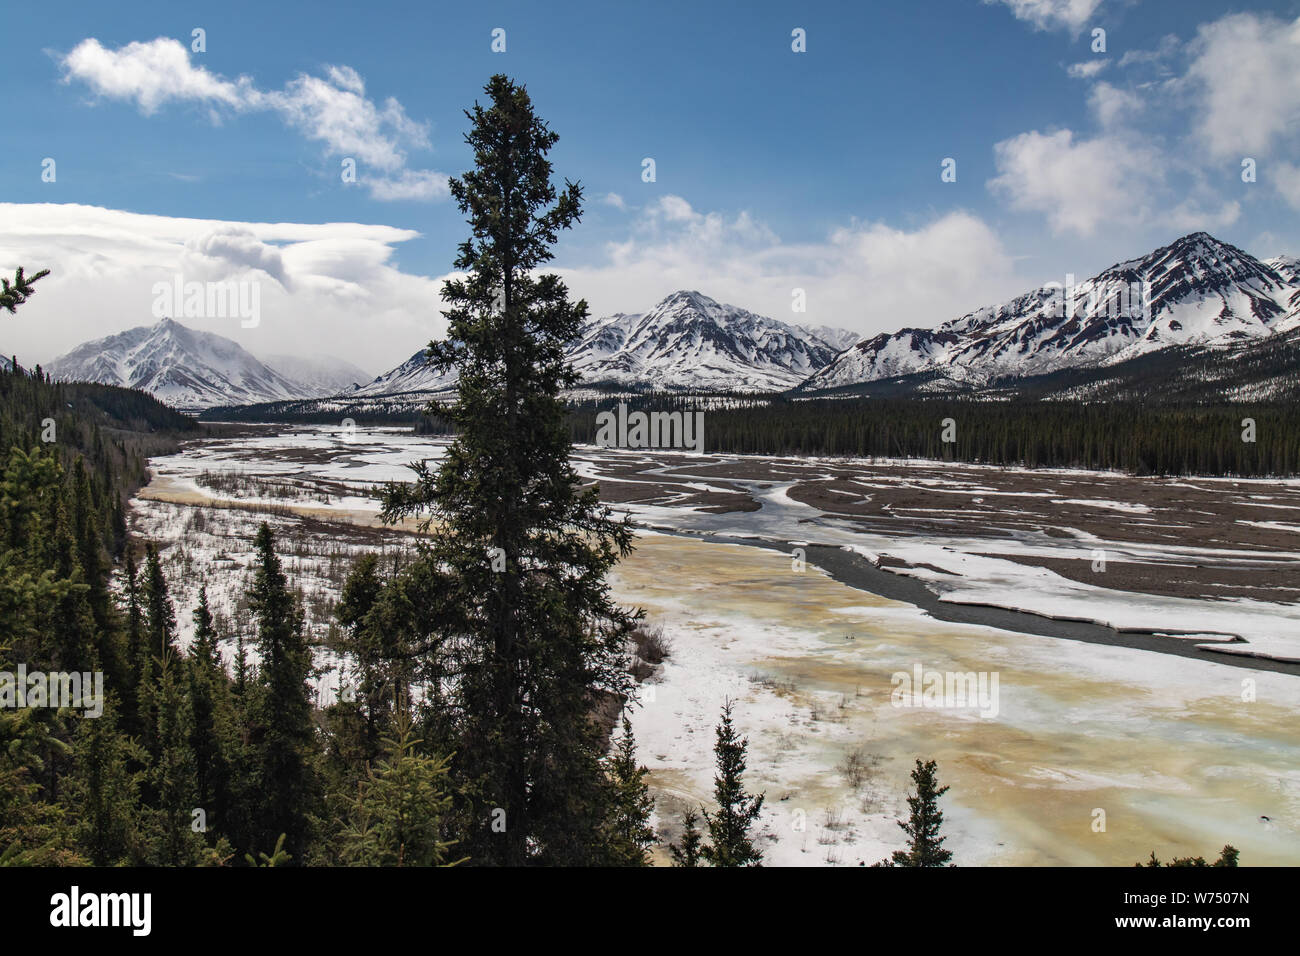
[[568, 291, 846, 392], [803, 232, 1299, 392], [353, 346, 458, 398], [0, 354, 11, 373], [263, 353, 371, 397], [354, 291, 853, 398], [48, 319, 308, 411]]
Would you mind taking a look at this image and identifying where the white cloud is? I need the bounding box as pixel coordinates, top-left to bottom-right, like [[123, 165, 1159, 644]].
[[1117, 34, 1181, 69], [264, 73, 429, 173], [59, 36, 444, 201], [557, 197, 1024, 338], [0, 203, 447, 371], [1274, 161, 1300, 212], [1162, 197, 1240, 233], [989, 128, 1242, 238], [990, 12, 1300, 237], [1185, 13, 1300, 160], [1067, 60, 1109, 79], [601, 192, 627, 211], [366, 169, 451, 202], [989, 129, 1159, 237], [1088, 81, 1142, 126], [986, 0, 1103, 33], [59, 37, 251, 114], [182, 227, 291, 289]]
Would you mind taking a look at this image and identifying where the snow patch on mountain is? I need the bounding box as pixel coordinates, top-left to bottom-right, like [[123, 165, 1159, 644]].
[[798, 324, 860, 352]]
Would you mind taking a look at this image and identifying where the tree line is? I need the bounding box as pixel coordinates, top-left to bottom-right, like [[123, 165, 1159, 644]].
[[565, 395, 1300, 477]]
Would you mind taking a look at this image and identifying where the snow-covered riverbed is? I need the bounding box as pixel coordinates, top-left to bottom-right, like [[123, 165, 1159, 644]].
[[129, 424, 1300, 865]]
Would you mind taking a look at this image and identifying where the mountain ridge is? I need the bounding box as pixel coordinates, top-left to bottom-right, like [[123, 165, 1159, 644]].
[[800, 232, 1298, 394], [353, 289, 852, 398]]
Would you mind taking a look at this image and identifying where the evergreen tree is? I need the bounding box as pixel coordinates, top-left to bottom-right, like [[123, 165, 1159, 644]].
[[379, 74, 639, 865], [187, 587, 233, 833], [145, 651, 206, 865], [69, 460, 121, 683], [0, 707, 80, 865], [120, 549, 152, 741], [669, 810, 704, 868], [245, 833, 291, 867], [65, 695, 141, 865], [142, 543, 177, 658], [1139, 845, 1239, 867], [247, 522, 317, 862], [331, 553, 405, 767], [604, 714, 656, 866], [339, 705, 458, 867], [700, 701, 765, 867], [884, 758, 953, 867], [45, 486, 96, 674]]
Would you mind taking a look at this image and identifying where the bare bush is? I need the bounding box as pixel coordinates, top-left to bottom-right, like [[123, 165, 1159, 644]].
[[839, 747, 882, 792], [629, 624, 672, 664]]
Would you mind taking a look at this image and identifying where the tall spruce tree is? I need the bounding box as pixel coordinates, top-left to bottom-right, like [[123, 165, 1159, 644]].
[[142, 543, 177, 658], [145, 650, 205, 866], [247, 522, 317, 863], [379, 74, 639, 865], [699, 700, 765, 867], [187, 588, 233, 840], [885, 758, 953, 867]]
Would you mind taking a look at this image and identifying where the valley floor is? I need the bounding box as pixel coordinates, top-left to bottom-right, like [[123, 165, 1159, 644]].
[[127, 423, 1300, 865]]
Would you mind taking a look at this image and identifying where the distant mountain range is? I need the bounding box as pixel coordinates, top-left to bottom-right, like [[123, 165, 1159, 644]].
[[351, 290, 852, 398], [800, 232, 1300, 398], [45, 292, 851, 411], [42, 232, 1300, 411]]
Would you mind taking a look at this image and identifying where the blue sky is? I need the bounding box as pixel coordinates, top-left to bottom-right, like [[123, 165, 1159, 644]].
[[3, 0, 1299, 371]]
